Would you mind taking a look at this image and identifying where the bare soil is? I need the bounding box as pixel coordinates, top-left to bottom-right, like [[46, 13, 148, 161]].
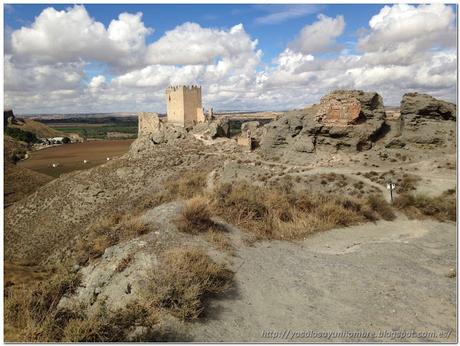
[[17, 139, 133, 177]]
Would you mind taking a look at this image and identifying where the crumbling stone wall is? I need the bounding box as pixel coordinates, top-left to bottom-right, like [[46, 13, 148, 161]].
[[138, 112, 162, 136]]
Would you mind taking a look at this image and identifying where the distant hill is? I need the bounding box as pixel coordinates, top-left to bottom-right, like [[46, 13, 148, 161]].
[[5, 109, 64, 140], [4, 164, 53, 207], [10, 118, 64, 138], [4, 110, 56, 207]]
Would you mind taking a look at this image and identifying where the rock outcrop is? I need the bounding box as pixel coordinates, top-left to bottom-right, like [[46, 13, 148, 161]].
[[191, 117, 231, 139], [398, 93, 456, 146], [316, 90, 385, 125], [258, 90, 388, 161], [401, 93, 456, 121]]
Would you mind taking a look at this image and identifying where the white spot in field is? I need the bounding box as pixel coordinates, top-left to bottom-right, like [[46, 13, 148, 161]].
[[83, 160, 88, 164]]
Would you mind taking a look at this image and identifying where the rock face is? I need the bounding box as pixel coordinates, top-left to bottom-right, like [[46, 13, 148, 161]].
[[259, 90, 388, 161], [398, 93, 456, 147], [401, 93, 456, 121], [192, 117, 231, 139]]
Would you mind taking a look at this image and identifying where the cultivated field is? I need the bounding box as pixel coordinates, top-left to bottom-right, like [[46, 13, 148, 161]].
[[17, 139, 134, 177]]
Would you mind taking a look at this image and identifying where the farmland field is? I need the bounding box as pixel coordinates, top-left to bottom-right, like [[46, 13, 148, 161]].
[[40, 116, 139, 139], [17, 139, 134, 177]]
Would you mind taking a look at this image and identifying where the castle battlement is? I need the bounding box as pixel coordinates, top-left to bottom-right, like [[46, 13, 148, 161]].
[[166, 85, 201, 94]]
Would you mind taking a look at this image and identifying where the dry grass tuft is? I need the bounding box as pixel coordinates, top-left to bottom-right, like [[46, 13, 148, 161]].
[[205, 229, 234, 255], [175, 196, 215, 234], [4, 266, 82, 342], [394, 190, 456, 222], [5, 265, 161, 342], [149, 247, 234, 320], [61, 301, 159, 342], [367, 194, 396, 221], [165, 172, 207, 199], [210, 181, 393, 240], [76, 214, 149, 264], [134, 190, 173, 213]]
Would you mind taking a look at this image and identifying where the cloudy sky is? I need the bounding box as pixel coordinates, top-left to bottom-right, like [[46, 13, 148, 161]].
[[4, 3, 457, 114]]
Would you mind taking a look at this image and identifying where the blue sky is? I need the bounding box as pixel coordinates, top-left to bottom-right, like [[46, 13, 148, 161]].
[[4, 3, 457, 113], [4, 4, 384, 62]]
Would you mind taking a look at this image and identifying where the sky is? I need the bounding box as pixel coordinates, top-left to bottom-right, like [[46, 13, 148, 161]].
[[3, 3, 458, 114]]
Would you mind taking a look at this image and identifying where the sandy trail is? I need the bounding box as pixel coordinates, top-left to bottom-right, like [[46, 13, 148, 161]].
[[184, 218, 456, 342]]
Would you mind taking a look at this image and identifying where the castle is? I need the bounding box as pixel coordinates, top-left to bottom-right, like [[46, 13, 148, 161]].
[[166, 85, 205, 127]]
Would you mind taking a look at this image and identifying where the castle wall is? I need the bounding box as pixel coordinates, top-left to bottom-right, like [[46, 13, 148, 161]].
[[166, 85, 202, 127], [183, 86, 202, 126], [166, 86, 185, 126]]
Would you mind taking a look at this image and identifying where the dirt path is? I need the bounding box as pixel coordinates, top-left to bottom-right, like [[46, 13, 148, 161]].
[[185, 218, 456, 342]]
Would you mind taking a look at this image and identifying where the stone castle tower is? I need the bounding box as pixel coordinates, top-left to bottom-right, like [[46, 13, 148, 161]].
[[166, 85, 204, 127]]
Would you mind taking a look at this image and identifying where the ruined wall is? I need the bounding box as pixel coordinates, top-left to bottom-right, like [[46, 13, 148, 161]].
[[166, 85, 202, 127], [138, 112, 162, 136], [197, 107, 205, 123]]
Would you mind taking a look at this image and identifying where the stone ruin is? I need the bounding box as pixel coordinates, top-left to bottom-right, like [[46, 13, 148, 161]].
[[135, 88, 456, 159]]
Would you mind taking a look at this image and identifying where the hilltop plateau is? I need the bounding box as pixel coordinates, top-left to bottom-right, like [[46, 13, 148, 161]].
[[4, 90, 456, 342]]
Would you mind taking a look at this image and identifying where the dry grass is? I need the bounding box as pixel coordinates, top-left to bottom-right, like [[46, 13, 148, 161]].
[[4, 266, 82, 342], [134, 190, 173, 214], [205, 229, 234, 254], [366, 194, 396, 221], [60, 301, 159, 342], [165, 172, 207, 199], [175, 196, 216, 234], [5, 265, 162, 342], [210, 181, 393, 240], [149, 247, 234, 320], [394, 190, 456, 222], [76, 214, 149, 264], [363, 170, 421, 193], [174, 196, 234, 254]]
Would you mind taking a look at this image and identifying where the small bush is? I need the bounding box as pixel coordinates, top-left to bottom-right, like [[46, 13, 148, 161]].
[[398, 174, 421, 193], [5, 265, 162, 342], [394, 191, 456, 222], [77, 214, 149, 263], [149, 247, 234, 320], [165, 172, 207, 199], [5, 266, 82, 342], [134, 190, 172, 213], [210, 181, 388, 240], [61, 301, 158, 342], [367, 194, 396, 221], [175, 196, 215, 234], [205, 229, 234, 254]]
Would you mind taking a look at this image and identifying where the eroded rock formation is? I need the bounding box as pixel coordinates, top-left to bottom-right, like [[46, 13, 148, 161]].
[[258, 90, 388, 160]]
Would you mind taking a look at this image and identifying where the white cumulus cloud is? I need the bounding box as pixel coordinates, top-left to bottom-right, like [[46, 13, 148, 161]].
[[289, 14, 345, 55]]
